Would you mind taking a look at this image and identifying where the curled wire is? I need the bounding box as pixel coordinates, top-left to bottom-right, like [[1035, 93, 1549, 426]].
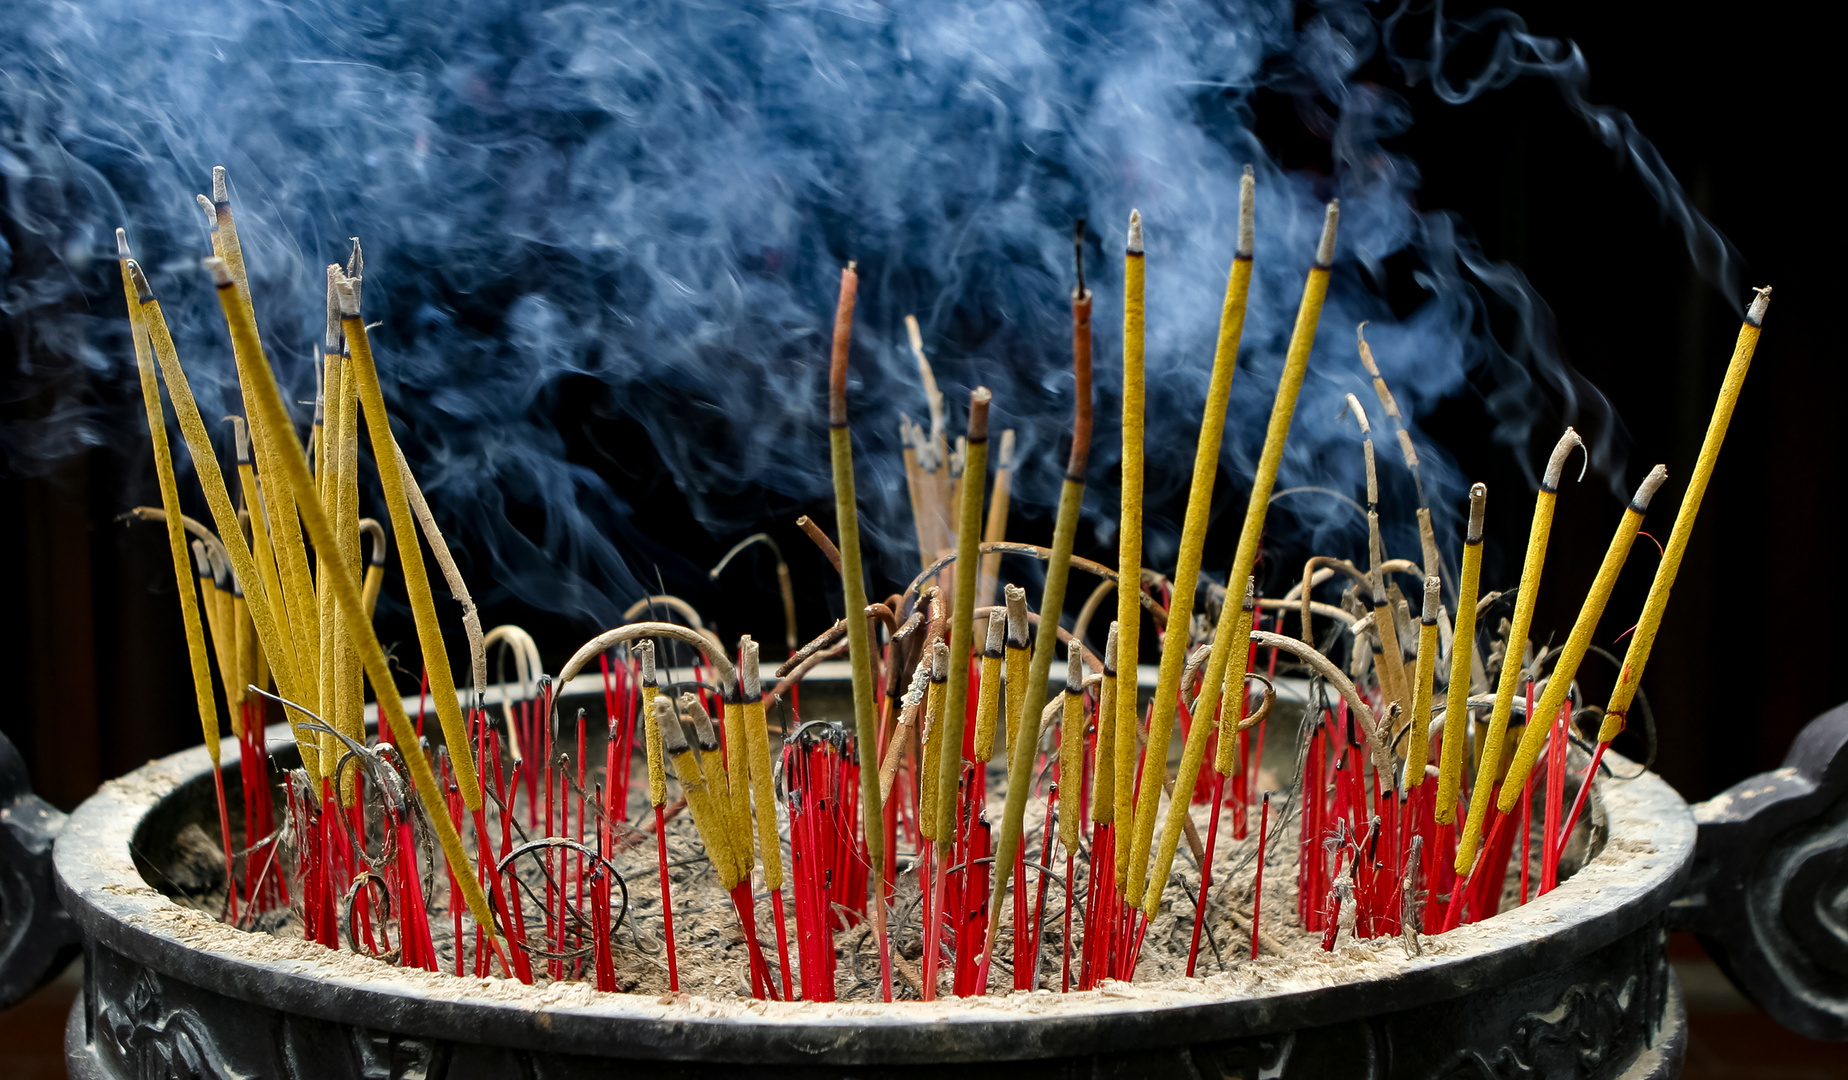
[[494, 837, 630, 962]]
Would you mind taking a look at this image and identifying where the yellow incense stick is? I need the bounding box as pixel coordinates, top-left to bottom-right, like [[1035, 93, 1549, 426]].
[[637, 641, 665, 806], [660, 696, 741, 890], [205, 177, 320, 707], [229, 416, 291, 682], [1455, 428, 1583, 873], [317, 349, 345, 780], [1091, 622, 1120, 823], [120, 235, 223, 763], [336, 275, 485, 809], [972, 607, 1007, 762], [986, 234, 1094, 960], [919, 640, 948, 842], [720, 684, 756, 874], [1434, 484, 1487, 822], [1001, 586, 1030, 760], [207, 256, 502, 950], [1114, 210, 1149, 890], [936, 388, 991, 843], [1131, 168, 1257, 885], [1058, 644, 1086, 852], [1499, 465, 1667, 809], [740, 638, 783, 891], [127, 262, 307, 762], [359, 518, 387, 618], [1406, 576, 1441, 786], [1599, 289, 1770, 744], [1129, 200, 1339, 911], [1145, 579, 1251, 914]]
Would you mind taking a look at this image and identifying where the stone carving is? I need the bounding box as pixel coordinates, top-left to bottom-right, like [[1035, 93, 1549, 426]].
[[0, 729, 79, 1009], [98, 969, 251, 1080], [1672, 701, 1848, 1040]]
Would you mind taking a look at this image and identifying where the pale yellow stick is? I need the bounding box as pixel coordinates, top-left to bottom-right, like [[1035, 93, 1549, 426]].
[[317, 349, 344, 780], [660, 697, 740, 890], [1058, 643, 1086, 852], [229, 417, 290, 683], [121, 234, 224, 763], [918, 640, 948, 842], [336, 275, 485, 808], [637, 641, 665, 807], [1434, 484, 1487, 823], [206, 256, 502, 949], [1113, 211, 1148, 890], [128, 263, 306, 764], [721, 678, 757, 878], [972, 607, 1007, 763], [1091, 623, 1120, 824], [1126, 169, 1257, 891], [1455, 428, 1583, 873], [936, 388, 991, 843], [1129, 200, 1339, 911], [203, 179, 319, 709], [1405, 576, 1441, 786], [685, 693, 750, 884], [1498, 465, 1668, 809], [741, 638, 783, 891], [1001, 587, 1030, 761], [977, 429, 1016, 608], [1144, 580, 1251, 914], [1598, 290, 1770, 744]]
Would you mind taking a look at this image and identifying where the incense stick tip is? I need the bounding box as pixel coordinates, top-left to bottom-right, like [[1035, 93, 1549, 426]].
[[1747, 285, 1772, 326], [193, 194, 215, 231], [125, 259, 153, 302], [904, 314, 924, 353], [1237, 168, 1256, 256], [202, 257, 233, 287], [1466, 482, 1488, 543], [335, 276, 360, 317], [227, 415, 250, 462], [1343, 392, 1371, 434], [1631, 464, 1670, 512], [210, 166, 228, 204], [1423, 576, 1440, 621], [1242, 575, 1256, 610], [1126, 209, 1143, 254], [1355, 321, 1382, 375], [967, 386, 992, 441], [1541, 427, 1585, 491], [1315, 200, 1340, 267], [1103, 620, 1119, 675], [1066, 639, 1083, 691], [114, 228, 130, 259]]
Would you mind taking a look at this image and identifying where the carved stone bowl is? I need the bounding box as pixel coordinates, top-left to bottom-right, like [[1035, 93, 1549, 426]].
[[41, 719, 1710, 1080]]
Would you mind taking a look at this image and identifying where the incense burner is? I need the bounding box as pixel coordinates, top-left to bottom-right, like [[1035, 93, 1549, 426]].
[[3, 703, 1839, 1079]]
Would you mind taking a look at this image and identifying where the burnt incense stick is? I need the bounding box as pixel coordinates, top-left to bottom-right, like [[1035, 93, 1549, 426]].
[[1435, 484, 1487, 823], [823, 263, 890, 993], [936, 387, 991, 844], [359, 518, 386, 619], [1454, 428, 1583, 875], [1130, 200, 1338, 917]]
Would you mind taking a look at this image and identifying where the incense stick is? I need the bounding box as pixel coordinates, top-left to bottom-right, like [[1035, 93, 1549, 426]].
[[1130, 200, 1339, 916], [1454, 428, 1583, 875], [936, 388, 991, 845], [1435, 484, 1487, 824]]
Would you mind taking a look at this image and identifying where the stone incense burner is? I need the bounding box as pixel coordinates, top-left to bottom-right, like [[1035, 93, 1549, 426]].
[[3, 699, 1845, 1079]]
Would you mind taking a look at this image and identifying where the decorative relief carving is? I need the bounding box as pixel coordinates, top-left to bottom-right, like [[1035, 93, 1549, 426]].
[[1674, 702, 1848, 1041]]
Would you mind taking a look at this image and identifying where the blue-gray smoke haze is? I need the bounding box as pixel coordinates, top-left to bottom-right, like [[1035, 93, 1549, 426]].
[[0, 0, 1736, 626]]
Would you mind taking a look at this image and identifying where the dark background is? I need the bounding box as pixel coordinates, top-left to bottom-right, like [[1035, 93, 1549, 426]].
[[0, 0, 1836, 816]]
